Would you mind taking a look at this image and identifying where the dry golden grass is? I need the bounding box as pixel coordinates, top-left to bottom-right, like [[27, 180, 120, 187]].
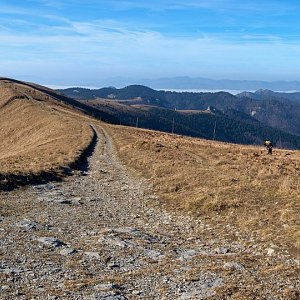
[[80, 99, 142, 114], [176, 109, 211, 114], [107, 124, 300, 253], [0, 80, 93, 179]]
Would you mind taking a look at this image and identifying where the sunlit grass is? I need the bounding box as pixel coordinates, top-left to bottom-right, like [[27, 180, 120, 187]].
[[108, 124, 300, 253]]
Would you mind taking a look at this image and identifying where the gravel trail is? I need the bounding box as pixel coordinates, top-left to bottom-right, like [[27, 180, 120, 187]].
[[0, 124, 299, 299]]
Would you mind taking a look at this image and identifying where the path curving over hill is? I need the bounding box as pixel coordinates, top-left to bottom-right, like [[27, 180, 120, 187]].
[[0, 124, 299, 299]]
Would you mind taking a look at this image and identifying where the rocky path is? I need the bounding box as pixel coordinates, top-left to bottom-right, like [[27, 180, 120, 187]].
[[0, 124, 299, 299]]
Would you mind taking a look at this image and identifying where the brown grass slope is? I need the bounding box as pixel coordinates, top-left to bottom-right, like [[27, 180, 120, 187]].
[[79, 98, 144, 114], [0, 79, 93, 188], [108, 125, 300, 254]]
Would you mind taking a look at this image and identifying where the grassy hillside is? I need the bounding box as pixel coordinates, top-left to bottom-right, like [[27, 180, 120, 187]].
[[0, 79, 94, 188], [108, 124, 300, 254]]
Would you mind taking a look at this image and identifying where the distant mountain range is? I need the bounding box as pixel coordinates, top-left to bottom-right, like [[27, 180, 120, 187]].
[[57, 85, 300, 149], [237, 89, 300, 103], [91, 76, 300, 91]]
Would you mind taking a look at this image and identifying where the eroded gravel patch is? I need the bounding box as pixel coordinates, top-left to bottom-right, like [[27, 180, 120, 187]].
[[0, 125, 299, 299]]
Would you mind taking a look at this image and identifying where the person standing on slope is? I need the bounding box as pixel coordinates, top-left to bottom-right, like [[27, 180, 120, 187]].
[[264, 140, 273, 155]]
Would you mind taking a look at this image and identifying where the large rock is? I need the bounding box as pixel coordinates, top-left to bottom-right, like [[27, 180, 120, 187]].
[[37, 237, 66, 247]]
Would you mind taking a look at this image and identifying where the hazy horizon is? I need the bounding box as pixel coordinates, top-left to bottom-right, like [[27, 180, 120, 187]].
[[48, 83, 300, 95], [48, 84, 249, 94]]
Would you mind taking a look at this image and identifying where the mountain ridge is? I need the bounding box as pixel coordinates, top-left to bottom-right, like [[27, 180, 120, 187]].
[[58, 85, 300, 148], [91, 76, 300, 91], [237, 88, 300, 104]]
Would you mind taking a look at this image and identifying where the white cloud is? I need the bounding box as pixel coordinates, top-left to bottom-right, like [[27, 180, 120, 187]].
[[1, 15, 300, 82]]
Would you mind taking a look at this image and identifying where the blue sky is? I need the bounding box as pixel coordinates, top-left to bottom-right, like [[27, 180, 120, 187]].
[[1, 0, 300, 86]]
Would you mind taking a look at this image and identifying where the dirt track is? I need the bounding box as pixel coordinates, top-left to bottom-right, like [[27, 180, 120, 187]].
[[0, 124, 299, 299]]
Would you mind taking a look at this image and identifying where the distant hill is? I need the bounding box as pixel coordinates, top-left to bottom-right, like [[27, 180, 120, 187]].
[[237, 89, 300, 104], [59, 85, 300, 141], [90, 76, 300, 91], [141, 76, 300, 91]]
